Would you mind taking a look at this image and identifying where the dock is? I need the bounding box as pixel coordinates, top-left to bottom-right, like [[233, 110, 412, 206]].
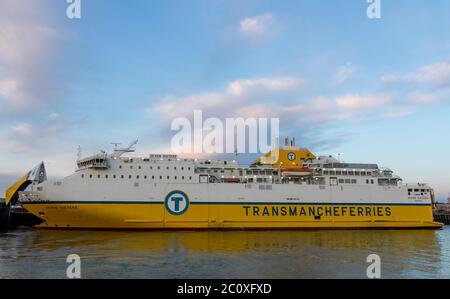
[[0, 198, 42, 230], [434, 203, 450, 225]]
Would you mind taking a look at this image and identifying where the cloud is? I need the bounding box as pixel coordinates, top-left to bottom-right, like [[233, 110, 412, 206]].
[[239, 13, 274, 41], [336, 94, 391, 110], [0, 0, 60, 112], [149, 74, 409, 151], [334, 64, 357, 85], [382, 61, 450, 87], [152, 76, 306, 120]]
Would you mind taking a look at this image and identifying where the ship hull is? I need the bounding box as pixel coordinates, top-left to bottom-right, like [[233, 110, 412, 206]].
[[22, 202, 443, 229]]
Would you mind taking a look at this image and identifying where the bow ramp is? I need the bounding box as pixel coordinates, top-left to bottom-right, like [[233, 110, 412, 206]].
[[5, 162, 47, 206]]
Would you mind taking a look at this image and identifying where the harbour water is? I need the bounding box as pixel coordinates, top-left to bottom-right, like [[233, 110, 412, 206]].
[[1, 227, 449, 279]]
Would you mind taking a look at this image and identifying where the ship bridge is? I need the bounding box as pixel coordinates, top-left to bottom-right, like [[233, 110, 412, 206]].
[[77, 153, 110, 170]]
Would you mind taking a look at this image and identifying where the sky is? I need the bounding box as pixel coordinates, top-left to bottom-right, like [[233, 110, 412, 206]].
[[0, 0, 450, 200]]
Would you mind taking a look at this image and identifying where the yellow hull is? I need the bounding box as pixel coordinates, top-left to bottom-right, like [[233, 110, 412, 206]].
[[22, 202, 443, 229]]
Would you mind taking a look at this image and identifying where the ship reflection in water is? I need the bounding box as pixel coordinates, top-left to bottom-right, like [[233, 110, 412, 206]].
[[1, 228, 449, 279]]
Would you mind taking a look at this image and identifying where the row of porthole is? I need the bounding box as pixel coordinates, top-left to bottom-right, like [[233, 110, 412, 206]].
[[119, 165, 192, 171], [81, 174, 193, 180]]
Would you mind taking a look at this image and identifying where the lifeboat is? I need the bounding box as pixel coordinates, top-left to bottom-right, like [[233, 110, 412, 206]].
[[281, 167, 312, 177], [223, 178, 240, 183]]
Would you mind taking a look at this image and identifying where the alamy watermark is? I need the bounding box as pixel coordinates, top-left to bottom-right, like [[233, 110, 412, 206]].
[[66, 0, 82, 19], [66, 254, 81, 279], [366, 254, 381, 279], [367, 0, 382, 19], [170, 110, 280, 157]]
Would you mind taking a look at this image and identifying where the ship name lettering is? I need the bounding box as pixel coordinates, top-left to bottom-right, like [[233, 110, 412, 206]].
[[243, 205, 392, 218]]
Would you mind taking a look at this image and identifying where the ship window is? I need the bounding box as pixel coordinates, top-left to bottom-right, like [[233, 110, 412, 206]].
[[324, 171, 329, 175], [150, 166, 153, 170], [144, 176, 147, 179], [97, 175, 101, 179], [152, 176, 154, 179], [339, 179, 345, 184], [336, 171, 342, 175], [121, 175, 124, 179], [130, 166, 133, 169], [342, 171, 348, 175], [167, 176, 170, 179], [113, 175, 116, 179], [345, 179, 351, 184], [188, 167, 191, 170], [351, 179, 357, 184], [157, 166, 160, 170], [136, 175, 140, 179], [182, 176, 185, 180], [81, 174, 85, 178], [182, 167, 184, 170], [105, 175, 108, 179], [119, 165, 122, 169], [348, 171, 354, 176], [414, 189, 419, 192], [174, 167, 177, 170], [159, 176, 162, 179], [366, 179, 369, 184], [329, 171, 336, 176], [129, 175, 132, 179], [371, 179, 374, 184], [174, 176, 177, 180], [189, 176, 192, 180], [408, 189, 412, 192], [138, 166, 141, 169], [166, 167, 169, 170]]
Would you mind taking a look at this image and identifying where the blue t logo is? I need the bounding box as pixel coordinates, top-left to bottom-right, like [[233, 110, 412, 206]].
[[165, 191, 190, 216], [171, 197, 183, 212]]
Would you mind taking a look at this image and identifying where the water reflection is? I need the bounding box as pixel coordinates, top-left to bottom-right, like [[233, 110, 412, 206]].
[[1, 228, 449, 278]]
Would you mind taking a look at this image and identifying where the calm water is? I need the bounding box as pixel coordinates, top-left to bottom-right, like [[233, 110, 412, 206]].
[[1, 227, 449, 279]]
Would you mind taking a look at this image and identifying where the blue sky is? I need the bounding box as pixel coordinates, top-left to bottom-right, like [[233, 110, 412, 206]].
[[1, 0, 450, 199]]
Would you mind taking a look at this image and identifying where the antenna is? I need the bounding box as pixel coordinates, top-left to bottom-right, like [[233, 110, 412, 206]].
[[111, 142, 121, 150], [77, 145, 82, 161], [111, 139, 139, 158]]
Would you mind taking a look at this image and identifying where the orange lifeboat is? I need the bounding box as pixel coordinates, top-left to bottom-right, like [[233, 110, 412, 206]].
[[223, 178, 240, 183], [281, 167, 312, 177]]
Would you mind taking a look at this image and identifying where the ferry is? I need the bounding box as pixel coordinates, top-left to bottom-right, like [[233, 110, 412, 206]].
[[5, 139, 443, 229]]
